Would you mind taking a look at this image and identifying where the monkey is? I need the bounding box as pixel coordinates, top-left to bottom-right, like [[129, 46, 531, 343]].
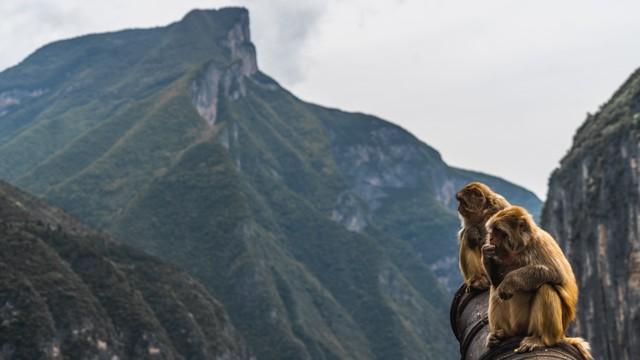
[[481, 206, 592, 359], [456, 182, 510, 290]]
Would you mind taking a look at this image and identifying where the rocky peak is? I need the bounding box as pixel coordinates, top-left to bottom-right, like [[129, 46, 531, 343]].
[[222, 10, 257, 77], [181, 8, 257, 76], [188, 8, 259, 125]]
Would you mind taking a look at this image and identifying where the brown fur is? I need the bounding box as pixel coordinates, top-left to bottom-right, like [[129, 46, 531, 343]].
[[482, 206, 592, 359], [456, 182, 510, 290]]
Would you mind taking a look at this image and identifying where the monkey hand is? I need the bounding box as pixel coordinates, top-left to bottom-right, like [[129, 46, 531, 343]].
[[496, 280, 514, 300], [481, 243, 500, 269], [468, 275, 490, 291], [481, 243, 496, 258], [482, 245, 504, 287], [486, 329, 505, 348], [498, 288, 513, 300]]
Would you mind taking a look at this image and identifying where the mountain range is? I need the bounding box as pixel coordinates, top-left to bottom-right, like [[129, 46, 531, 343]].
[[0, 7, 542, 359]]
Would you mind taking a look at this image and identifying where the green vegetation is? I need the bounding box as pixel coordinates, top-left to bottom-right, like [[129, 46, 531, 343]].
[[0, 7, 541, 359], [0, 181, 249, 359]]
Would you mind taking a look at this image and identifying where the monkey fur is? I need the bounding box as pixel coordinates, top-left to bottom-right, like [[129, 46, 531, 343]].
[[482, 206, 592, 359], [456, 182, 510, 290]]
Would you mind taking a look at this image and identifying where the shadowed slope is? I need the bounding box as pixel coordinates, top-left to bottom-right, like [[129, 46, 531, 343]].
[[0, 181, 250, 359]]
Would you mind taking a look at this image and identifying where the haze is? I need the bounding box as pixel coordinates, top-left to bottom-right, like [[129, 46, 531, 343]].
[[3, 0, 640, 198]]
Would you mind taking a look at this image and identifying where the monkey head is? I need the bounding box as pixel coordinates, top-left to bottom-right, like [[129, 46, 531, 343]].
[[482, 206, 536, 287], [456, 182, 509, 222], [486, 206, 535, 254]]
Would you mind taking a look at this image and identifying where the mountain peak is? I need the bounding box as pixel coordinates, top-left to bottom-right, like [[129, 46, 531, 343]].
[[181, 7, 249, 22], [185, 7, 258, 124], [178, 7, 257, 76]]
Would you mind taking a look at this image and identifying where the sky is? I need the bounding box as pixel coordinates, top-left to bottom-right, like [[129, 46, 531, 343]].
[[2, 0, 640, 199]]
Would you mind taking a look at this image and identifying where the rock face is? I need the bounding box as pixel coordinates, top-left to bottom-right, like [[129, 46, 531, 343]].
[[190, 9, 257, 124], [542, 69, 640, 360], [0, 181, 250, 359], [0, 89, 45, 117], [0, 7, 541, 359], [323, 112, 542, 290]]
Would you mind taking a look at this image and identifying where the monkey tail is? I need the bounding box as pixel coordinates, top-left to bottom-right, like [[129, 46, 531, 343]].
[[562, 337, 593, 360], [554, 284, 578, 329]]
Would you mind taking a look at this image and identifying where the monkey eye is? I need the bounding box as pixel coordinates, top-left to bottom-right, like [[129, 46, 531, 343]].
[[493, 228, 506, 238]]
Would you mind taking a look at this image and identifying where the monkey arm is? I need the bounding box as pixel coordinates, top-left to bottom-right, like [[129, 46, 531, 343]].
[[497, 265, 562, 299], [481, 244, 504, 286]]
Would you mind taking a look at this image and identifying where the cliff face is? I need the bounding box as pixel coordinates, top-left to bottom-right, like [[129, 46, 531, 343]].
[[0, 181, 250, 359], [0, 7, 540, 359], [322, 111, 542, 289], [189, 9, 257, 125], [542, 69, 640, 360]]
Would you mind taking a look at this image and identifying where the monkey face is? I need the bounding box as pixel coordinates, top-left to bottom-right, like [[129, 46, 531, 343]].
[[486, 206, 534, 253], [485, 224, 520, 268], [487, 227, 507, 247], [489, 224, 517, 251]]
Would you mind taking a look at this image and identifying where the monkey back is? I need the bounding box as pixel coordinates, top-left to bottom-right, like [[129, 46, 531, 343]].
[[450, 284, 588, 360]]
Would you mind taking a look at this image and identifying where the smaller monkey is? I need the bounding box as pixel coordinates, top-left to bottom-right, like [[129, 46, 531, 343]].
[[456, 182, 510, 290], [482, 206, 592, 359]]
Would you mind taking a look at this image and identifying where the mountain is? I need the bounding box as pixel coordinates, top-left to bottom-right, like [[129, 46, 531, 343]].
[[0, 180, 249, 359], [0, 7, 541, 359], [542, 69, 640, 360]]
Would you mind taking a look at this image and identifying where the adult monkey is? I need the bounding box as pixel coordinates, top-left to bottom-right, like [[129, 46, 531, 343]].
[[482, 206, 592, 359], [456, 182, 510, 290]]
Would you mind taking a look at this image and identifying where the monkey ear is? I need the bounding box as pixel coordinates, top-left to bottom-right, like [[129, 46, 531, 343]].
[[470, 188, 486, 206], [517, 219, 532, 245]]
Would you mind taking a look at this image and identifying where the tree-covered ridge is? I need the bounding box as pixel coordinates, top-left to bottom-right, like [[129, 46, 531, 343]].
[[0, 181, 250, 359]]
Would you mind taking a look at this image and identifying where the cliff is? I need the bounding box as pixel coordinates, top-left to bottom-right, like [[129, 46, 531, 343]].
[[542, 68, 640, 360]]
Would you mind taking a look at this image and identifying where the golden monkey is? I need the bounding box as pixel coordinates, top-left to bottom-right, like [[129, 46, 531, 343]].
[[482, 206, 592, 359], [456, 182, 510, 290]]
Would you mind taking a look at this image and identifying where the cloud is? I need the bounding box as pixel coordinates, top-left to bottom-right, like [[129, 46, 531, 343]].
[[232, 0, 328, 84], [0, 1, 83, 70]]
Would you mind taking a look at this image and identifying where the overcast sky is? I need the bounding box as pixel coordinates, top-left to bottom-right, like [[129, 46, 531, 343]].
[[2, 0, 640, 198]]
